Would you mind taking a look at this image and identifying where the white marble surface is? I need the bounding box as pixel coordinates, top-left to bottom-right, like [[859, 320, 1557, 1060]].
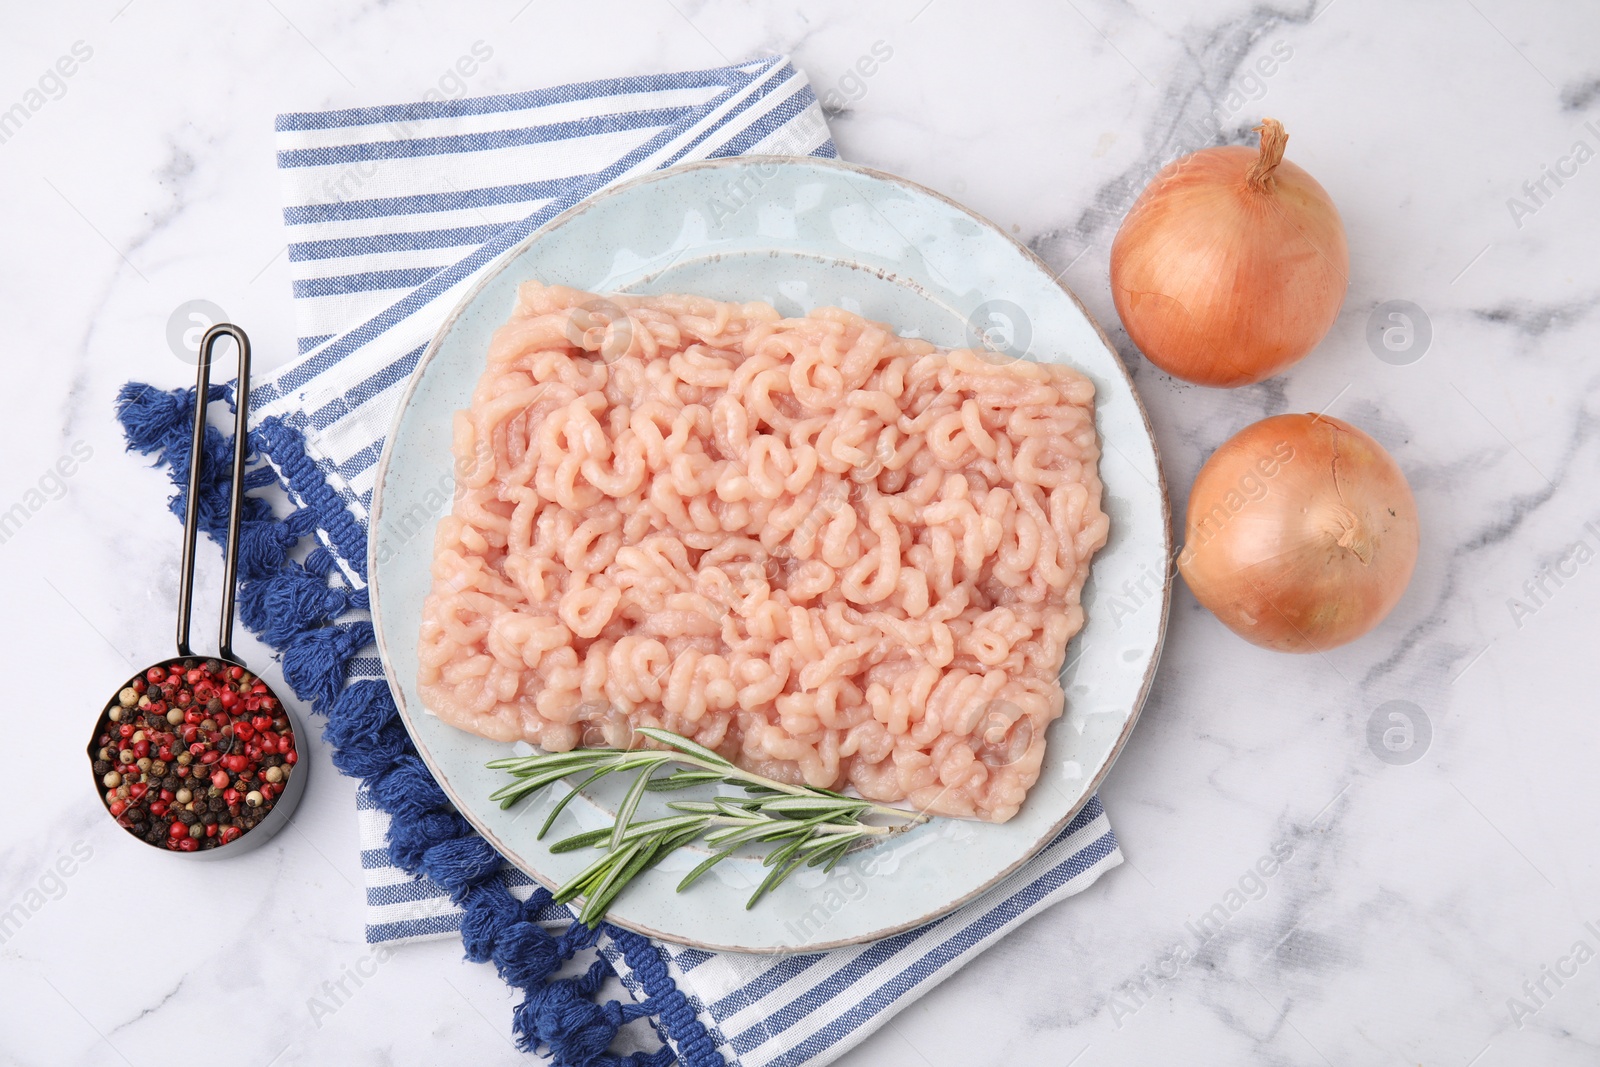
[[4, 0, 1598, 1064]]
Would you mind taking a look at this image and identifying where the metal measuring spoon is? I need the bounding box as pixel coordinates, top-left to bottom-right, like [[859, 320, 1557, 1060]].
[[88, 325, 309, 857]]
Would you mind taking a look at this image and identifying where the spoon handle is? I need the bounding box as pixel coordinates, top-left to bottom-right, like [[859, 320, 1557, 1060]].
[[176, 324, 253, 662]]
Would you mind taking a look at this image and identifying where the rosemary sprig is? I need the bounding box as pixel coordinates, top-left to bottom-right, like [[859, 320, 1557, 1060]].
[[487, 727, 927, 925]]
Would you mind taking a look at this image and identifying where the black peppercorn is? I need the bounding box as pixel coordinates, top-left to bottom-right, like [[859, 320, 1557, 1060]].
[[177, 810, 198, 825], [203, 812, 217, 825], [93, 760, 110, 776], [209, 797, 227, 813], [163, 775, 180, 792]]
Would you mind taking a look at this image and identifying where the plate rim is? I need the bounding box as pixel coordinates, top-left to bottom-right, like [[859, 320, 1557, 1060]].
[[369, 153, 1171, 952]]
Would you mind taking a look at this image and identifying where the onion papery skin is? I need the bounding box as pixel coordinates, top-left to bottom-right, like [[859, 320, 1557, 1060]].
[[1110, 128, 1349, 388], [1177, 414, 1418, 653]]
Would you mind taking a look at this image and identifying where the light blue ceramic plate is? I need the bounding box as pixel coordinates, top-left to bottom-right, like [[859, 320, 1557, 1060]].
[[370, 157, 1169, 953]]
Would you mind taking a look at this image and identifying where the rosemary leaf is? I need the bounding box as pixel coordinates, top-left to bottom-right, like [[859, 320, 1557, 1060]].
[[663, 800, 721, 815], [607, 814, 706, 847], [549, 826, 616, 854], [610, 770, 655, 851], [575, 839, 647, 924], [818, 843, 854, 873], [758, 811, 855, 859], [712, 797, 761, 819], [491, 771, 582, 807], [582, 826, 701, 927], [703, 820, 812, 851], [753, 795, 869, 817], [538, 768, 612, 840], [633, 726, 736, 768], [759, 832, 813, 872], [805, 835, 857, 872], [486, 751, 599, 772], [643, 770, 727, 792], [488, 766, 585, 797], [747, 848, 810, 910], [552, 840, 631, 906], [676, 846, 738, 893]]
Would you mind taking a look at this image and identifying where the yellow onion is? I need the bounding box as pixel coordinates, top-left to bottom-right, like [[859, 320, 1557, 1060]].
[[1111, 119, 1348, 387], [1177, 414, 1418, 652]]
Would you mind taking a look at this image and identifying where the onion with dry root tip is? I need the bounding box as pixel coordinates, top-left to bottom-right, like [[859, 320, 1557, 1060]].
[[1111, 118, 1349, 387], [1177, 414, 1419, 652]]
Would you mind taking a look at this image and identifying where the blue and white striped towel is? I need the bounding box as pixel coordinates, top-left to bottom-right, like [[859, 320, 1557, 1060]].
[[258, 55, 1122, 1066]]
